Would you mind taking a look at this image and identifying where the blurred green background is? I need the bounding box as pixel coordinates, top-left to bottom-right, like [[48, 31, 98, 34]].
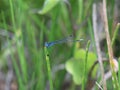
[[0, 0, 120, 90]]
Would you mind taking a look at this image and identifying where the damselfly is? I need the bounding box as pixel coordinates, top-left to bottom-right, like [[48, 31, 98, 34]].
[[45, 35, 83, 48]]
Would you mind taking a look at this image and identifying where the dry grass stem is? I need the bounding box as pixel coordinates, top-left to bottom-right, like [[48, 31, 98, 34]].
[[92, 3, 107, 90], [102, 0, 114, 61], [102, 0, 119, 89]]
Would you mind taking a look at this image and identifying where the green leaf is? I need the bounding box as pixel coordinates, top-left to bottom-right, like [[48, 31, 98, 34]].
[[65, 58, 84, 84], [65, 49, 97, 85], [38, 0, 60, 14]]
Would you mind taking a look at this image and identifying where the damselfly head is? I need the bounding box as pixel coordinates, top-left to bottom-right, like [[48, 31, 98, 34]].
[[45, 42, 48, 47]]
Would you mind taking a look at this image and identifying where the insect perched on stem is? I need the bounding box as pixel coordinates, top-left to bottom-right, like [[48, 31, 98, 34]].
[[44, 35, 83, 90], [45, 35, 83, 48]]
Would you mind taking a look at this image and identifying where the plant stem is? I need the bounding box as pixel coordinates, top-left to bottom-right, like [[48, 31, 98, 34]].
[[92, 3, 107, 90], [102, 0, 120, 89], [44, 47, 53, 90], [82, 40, 90, 90]]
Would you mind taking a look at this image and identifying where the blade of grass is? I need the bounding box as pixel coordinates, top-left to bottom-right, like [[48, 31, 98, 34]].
[[118, 58, 120, 85], [88, 18, 96, 54], [44, 46, 53, 90], [9, 0, 29, 89], [11, 0, 28, 84], [30, 15, 46, 89], [112, 23, 120, 46], [16, 29, 28, 83], [25, 20, 43, 89], [9, 0, 16, 30], [84, 0, 94, 17], [95, 81, 103, 90], [2, 11, 26, 90], [78, 0, 83, 23], [82, 40, 90, 90]]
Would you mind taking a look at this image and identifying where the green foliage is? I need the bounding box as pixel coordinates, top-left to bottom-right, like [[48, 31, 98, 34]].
[[38, 0, 61, 14], [0, 0, 119, 89], [65, 48, 97, 85], [118, 57, 120, 85], [44, 47, 53, 90]]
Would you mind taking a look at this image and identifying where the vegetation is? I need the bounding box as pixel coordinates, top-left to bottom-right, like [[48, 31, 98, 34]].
[[0, 0, 120, 90]]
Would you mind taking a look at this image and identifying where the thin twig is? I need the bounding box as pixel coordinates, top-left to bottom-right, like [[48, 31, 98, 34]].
[[92, 3, 107, 90]]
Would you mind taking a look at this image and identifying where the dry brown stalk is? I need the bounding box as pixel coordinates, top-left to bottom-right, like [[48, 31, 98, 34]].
[[102, 0, 119, 89], [102, 0, 114, 63], [92, 3, 107, 90]]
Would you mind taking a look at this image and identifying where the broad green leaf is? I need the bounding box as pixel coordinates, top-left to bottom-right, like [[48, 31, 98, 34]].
[[66, 58, 84, 84], [38, 0, 60, 14], [65, 49, 97, 85]]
